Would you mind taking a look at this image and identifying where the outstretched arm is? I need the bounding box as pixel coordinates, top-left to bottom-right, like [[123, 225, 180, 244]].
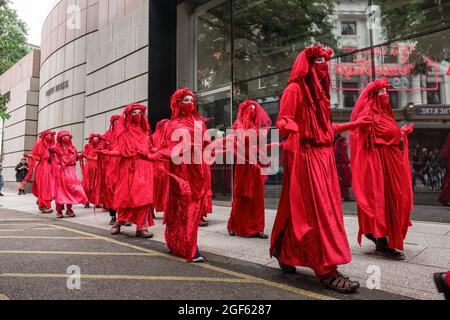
[[333, 116, 372, 134]]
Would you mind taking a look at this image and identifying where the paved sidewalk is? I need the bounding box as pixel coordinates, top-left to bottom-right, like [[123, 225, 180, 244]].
[[1, 192, 449, 300]]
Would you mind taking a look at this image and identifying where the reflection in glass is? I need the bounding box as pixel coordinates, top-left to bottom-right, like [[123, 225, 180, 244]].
[[195, 1, 231, 92], [232, 0, 339, 82]]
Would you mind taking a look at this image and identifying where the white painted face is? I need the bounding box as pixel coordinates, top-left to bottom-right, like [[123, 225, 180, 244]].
[[379, 88, 387, 95], [250, 105, 256, 110], [315, 57, 326, 64], [182, 95, 194, 104], [131, 109, 142, 116]]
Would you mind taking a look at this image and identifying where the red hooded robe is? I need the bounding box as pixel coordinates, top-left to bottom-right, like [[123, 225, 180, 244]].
[[81, 134, 105, 204], [227, 100, 272, 237], [350, 78, 414, 250], [99, 115, 122, 210], [159, 88, 212, 261], [113, 104, 155, 231], [23, 130, 57, 209], [54, 131, 88, 205], [270, 46, 351, 278]]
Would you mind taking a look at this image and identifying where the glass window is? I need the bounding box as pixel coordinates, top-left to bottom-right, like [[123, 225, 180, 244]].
[[194, 1, 232, 92], [376, 0, 450, 44], [341, 22, 357, 35], [232, 0, 339, 82]]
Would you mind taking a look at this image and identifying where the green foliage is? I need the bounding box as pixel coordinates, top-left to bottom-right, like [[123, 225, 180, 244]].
[[0, 0, 30, 120], [380, 0, 450, 65], [0, 90, 10, 120]]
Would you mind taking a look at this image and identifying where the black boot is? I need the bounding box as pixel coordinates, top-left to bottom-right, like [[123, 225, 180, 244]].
[[375, 237, 405, 260]]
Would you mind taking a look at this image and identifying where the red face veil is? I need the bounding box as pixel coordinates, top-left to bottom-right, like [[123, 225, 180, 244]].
[[233, 100, 272, 130], [170, 88, 201, 120]]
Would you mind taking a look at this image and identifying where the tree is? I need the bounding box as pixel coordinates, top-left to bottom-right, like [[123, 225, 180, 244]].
[[380, 0, 450, 72], [0, 0, 30, 119], [195, 0, 339, 91]]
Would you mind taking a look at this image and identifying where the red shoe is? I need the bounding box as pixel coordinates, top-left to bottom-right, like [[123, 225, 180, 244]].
[[56, 212, 64, 219], [66, 210, 76, 218]]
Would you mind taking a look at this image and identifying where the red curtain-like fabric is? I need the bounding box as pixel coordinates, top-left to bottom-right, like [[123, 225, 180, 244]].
[[350, 78, 413, 250], [334, 135, 352, 199], [270, 46, 352, 278], [152, 119, 170, 213]]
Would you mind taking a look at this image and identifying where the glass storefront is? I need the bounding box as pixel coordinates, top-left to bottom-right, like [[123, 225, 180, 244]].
[[183, 0, 450, 208]]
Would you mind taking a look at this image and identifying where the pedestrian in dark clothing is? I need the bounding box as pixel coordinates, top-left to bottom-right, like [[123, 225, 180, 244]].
[[15, 158, 29, 195]]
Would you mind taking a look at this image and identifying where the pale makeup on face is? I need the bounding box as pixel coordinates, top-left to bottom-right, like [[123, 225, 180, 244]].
[[250, 105, 256, 110], [315, 57, 326, 64], [131, 109, 142, 115], [182, 96, 194, 104], [379, 88, 387, 95]]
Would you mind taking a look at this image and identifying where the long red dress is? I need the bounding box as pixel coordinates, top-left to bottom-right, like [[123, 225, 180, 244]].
[[81, 134, 105, 205], [151, 119, 170, 213], [54, 131, 88, 206], [113, 104, 154, 231], [23, 130, 56, 209], [439, 133, 450, 204], [350, 78, 414, 251], [270, 46, 351, 279], [334, 135, 352, 200], [159, 88, 212, 262], [227, 100, 272, 237], [99, 115, 121, 210]]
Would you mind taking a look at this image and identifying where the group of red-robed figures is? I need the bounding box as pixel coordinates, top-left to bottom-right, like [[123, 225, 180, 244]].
[[21, 45, 416, 294]]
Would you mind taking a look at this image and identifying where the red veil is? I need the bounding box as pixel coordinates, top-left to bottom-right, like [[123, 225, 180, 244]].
[[350, 78, 413, 247]]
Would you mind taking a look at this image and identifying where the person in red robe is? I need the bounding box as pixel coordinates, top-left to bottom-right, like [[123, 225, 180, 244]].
[[350, 78, 414, 260], [269, 45, 371, 293], [333, 134, 352, 201], [99, 115, 122, 225], [438, 133, 450, 206], [21, 130, 56, 213], [81, 134, 105, 208], [151, 119, 170, 216], [99, 104, 155, 238], [53, 131, 88, 218], [227, 100, 272, 239], [154, 88, 212, 262]]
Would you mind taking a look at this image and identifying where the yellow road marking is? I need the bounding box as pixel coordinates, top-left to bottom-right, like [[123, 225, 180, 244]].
[[0, 236, 99, 240], [0, 273, 254, 284], [31, 227, 59, 230], [0, 219, 47, 222], [0, 223, 47, 227], [51, 224, 337, 300], [0, 229, 25, 232], [0, 250, 160, 256], [0, 294, 10, 300]]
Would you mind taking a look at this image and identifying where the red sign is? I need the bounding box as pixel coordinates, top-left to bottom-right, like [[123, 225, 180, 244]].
[[332, 43, 439, 92]]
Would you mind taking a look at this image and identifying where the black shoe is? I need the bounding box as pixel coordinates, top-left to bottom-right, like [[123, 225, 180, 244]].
[[192, 247, 204, 263], [136, 230, 154, 239], [252, 232, 269, 239], [109, 217, 117, 226], [21, 190, 26, 195], [375, 238, 405, 260], [84, 203, 91, 209], [278, 260, 296, 274], [228, 231, 236, 237], [0, 193, 4, 196], [433, 273, 450, 300], [365, 234, 377, 246]]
